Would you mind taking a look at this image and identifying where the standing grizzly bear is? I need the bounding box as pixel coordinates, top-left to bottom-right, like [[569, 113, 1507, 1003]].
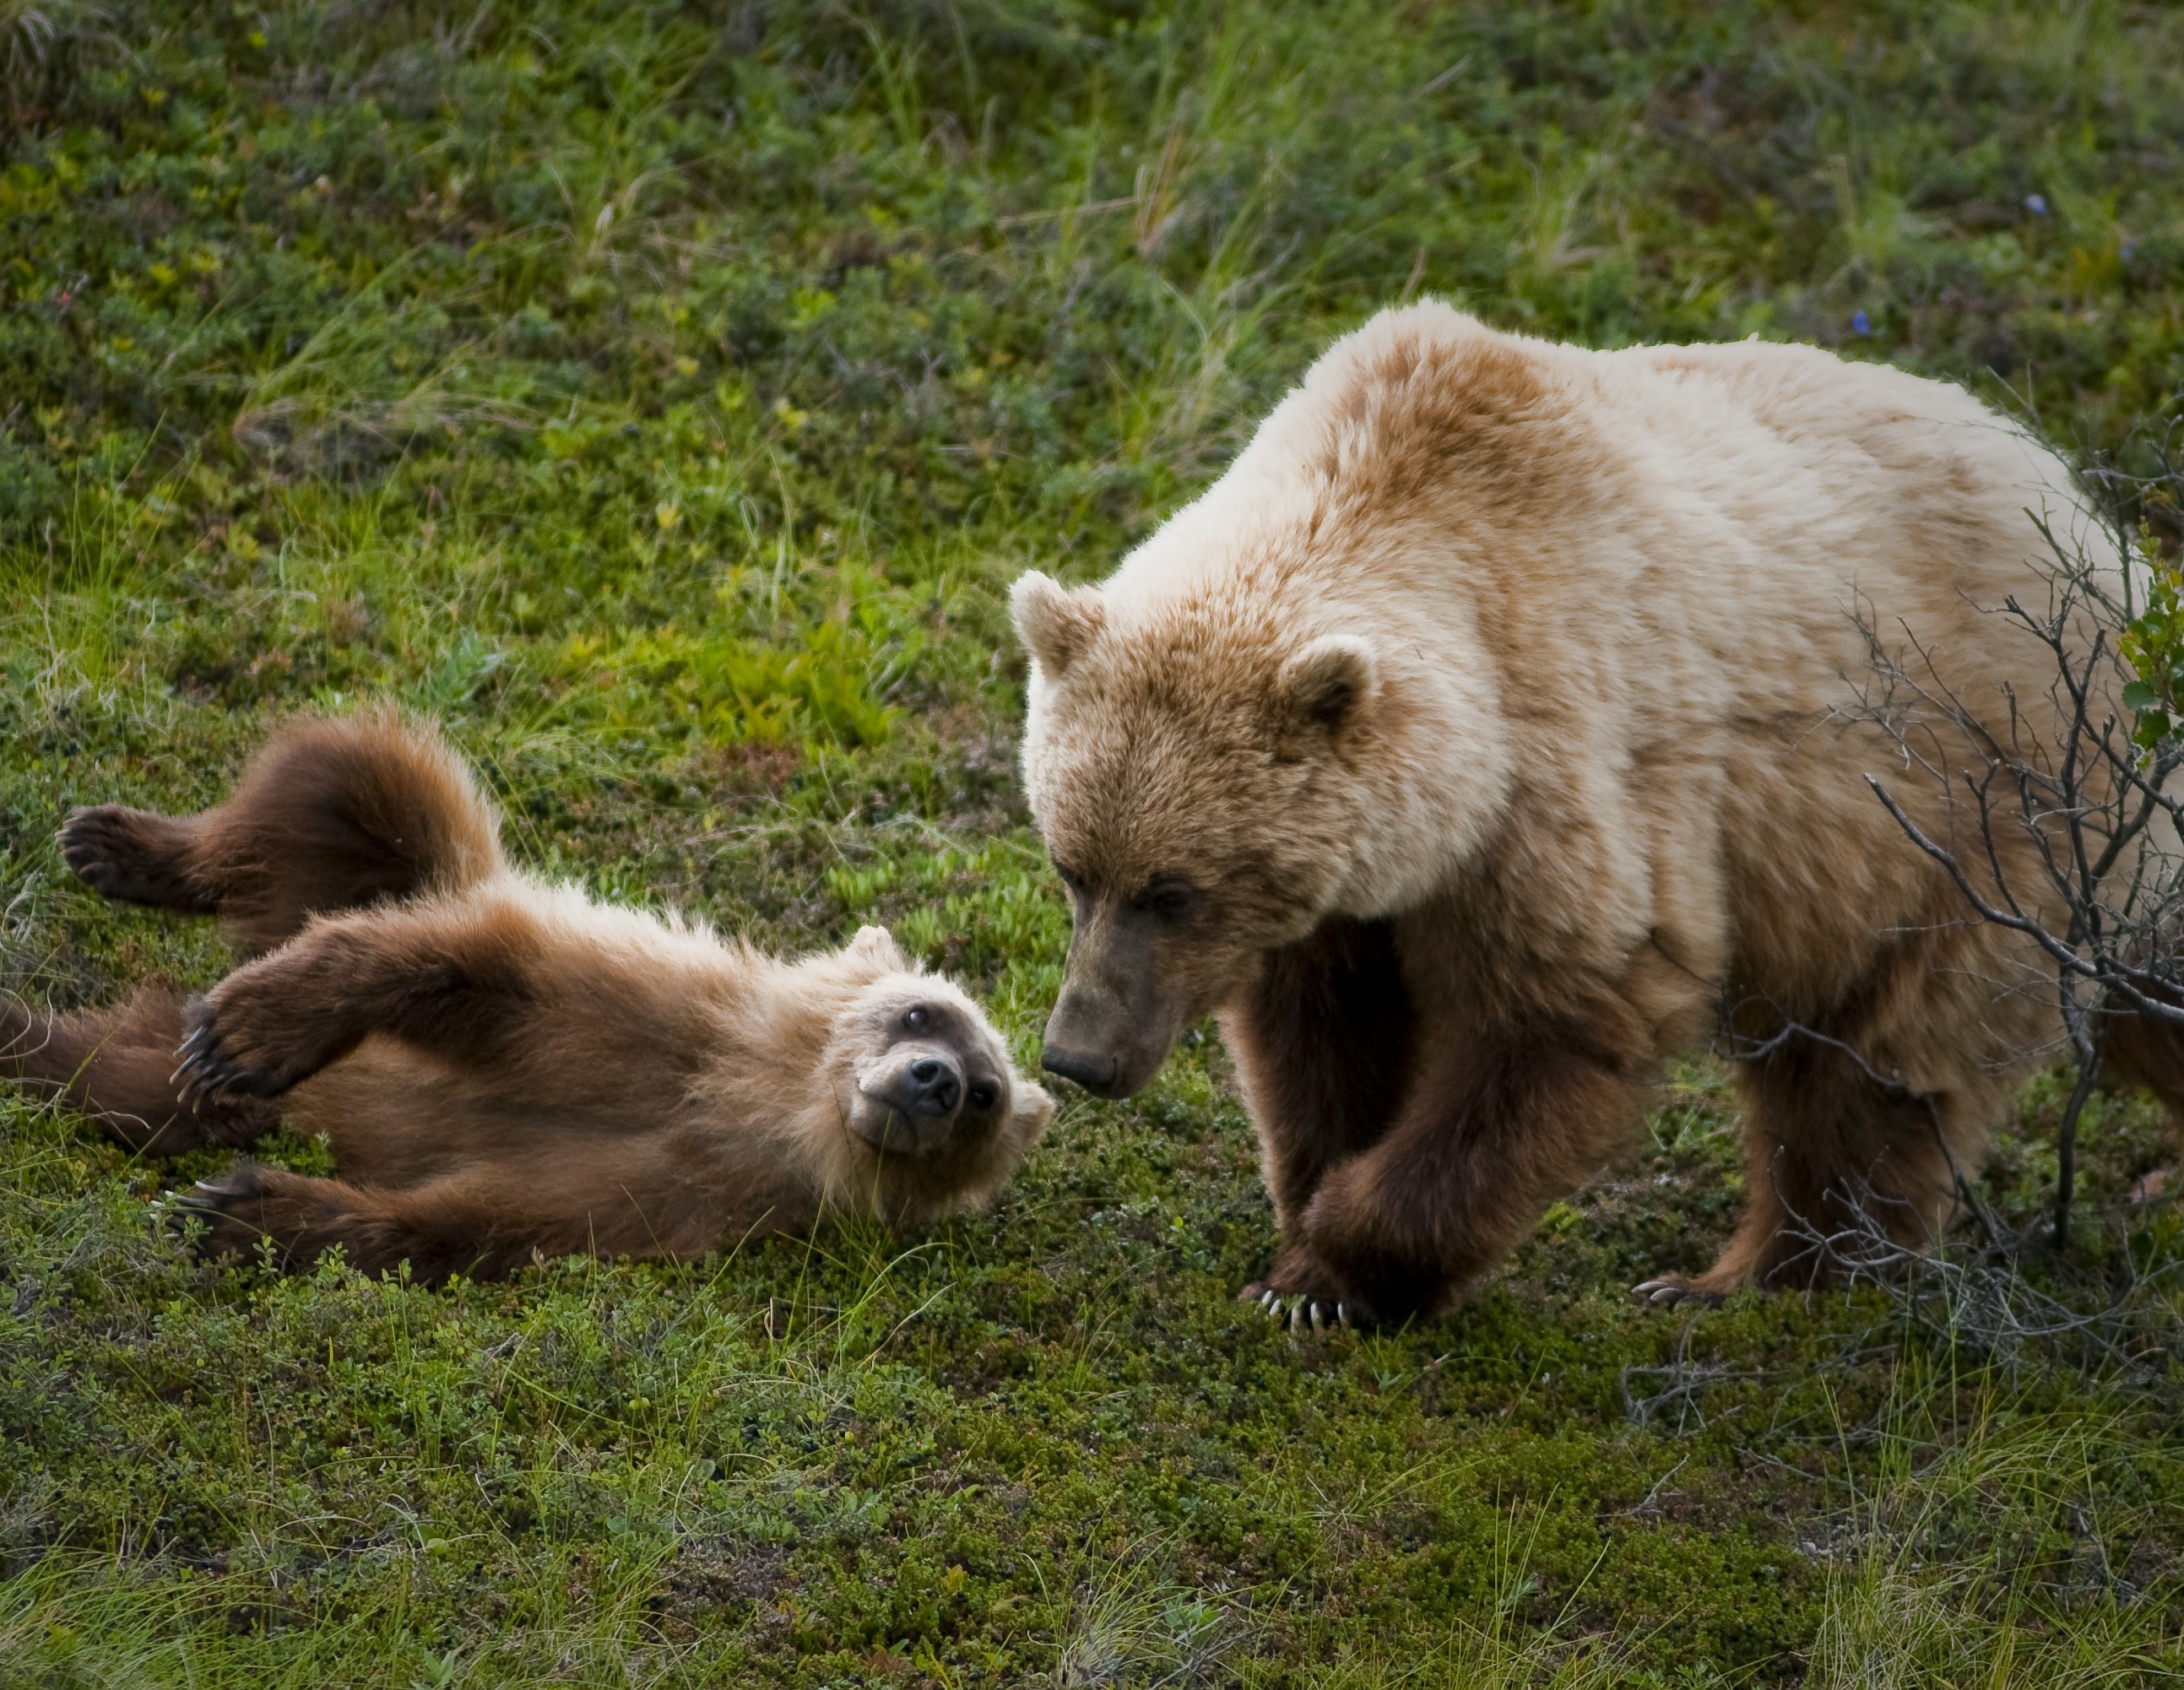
[[3, 713, 1051, 1283], [1012, 302, 2177, 1327]]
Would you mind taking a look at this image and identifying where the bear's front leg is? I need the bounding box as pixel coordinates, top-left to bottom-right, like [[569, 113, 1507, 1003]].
[[173, 899, 544, 1104], [1222, 916, 1416, 1226], [1254, 1006, 1648, 1327]]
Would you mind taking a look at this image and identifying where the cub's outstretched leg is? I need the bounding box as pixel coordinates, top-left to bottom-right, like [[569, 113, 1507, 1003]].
[[62, 711, 505, 957], [174, 1139, 793, 1284], [1, 986, 278, 1155], [1221, 917, 1415, 1306]]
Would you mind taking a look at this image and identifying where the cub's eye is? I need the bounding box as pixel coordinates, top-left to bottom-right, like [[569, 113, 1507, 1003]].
[[967, 1082, 999, 1111], [1052, 860, 1086, 894], [901, 1006, 930, 1032]]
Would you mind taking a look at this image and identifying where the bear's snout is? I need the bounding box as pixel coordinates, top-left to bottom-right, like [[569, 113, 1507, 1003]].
[[1041, 956, 1190, 1100], [1039, 1044, 1120, 1096], [865, 1050, 963, 1122], [852, 1047, 971, 1153], [900, 1056, 961, 1118]]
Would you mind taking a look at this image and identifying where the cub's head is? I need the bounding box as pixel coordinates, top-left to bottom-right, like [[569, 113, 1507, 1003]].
[[1011, 570, 1403, 1100], [822, 927, 1053, 1221]]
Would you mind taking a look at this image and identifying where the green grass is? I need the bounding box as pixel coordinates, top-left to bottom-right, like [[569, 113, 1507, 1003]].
[[4, 1, 2184, 1682]]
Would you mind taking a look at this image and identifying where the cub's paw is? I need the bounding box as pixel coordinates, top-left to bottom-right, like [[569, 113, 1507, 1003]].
[[59, 806, 207, 910], [165, 1162, 285, 1264], [1632, 1274, 1727, 1310], [173, 981, 323, 1105]]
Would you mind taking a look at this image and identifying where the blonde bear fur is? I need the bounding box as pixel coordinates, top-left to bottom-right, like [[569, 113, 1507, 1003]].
[[3, 713, 1051, 1283], [1012, 301, 2178, 1324]]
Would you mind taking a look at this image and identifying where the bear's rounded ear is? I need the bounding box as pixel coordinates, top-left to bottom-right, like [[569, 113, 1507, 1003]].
[[1274, 634, 1379, 756], [1011, 571, 1106, 680], [848, 924, 910, 970], [1012, 1079, 1056, 1146]]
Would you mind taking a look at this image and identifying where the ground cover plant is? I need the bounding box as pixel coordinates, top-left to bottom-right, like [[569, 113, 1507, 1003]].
[[3, 1, 2183, 1682]]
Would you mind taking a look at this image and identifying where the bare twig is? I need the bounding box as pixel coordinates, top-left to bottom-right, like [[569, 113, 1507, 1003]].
[[1850, 420, 2184, 1240]]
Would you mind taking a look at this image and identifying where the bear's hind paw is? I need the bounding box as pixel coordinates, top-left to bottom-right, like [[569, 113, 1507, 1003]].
[[59, 805, 209, 911], [165, 1162, 281, 1264]]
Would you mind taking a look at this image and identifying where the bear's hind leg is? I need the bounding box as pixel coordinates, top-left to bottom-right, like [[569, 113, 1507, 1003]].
[[1645, 1011, 1962, 1305], [63, 710, 507, 957], [59, 807, 221, 914], [2096, 1004, 2184, 1197], [3, 985, 276, 1155], [177, 1140, 747, 1284]]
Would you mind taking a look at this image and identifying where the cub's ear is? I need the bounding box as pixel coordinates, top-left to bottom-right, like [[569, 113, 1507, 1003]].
[[1011, 1079, 1056, 1146], [1273, 634, 1379, 756], [848, 924, 910, 970], [1011, 571, 1105, 680]]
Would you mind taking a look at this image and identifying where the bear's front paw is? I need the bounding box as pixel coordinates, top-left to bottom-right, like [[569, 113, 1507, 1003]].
[[172, 978, 327, 1105], [1239, 1269, 1364, 1335], [1631, 1273, 1727, 1309]]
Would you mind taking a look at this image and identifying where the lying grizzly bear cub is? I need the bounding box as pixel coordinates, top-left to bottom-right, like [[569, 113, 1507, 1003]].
[[2, 712, 1052, 1283]]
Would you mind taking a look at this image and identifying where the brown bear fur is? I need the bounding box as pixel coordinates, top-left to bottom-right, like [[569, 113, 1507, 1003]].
[[3, 712, 1050, 1283], [1012, 302, 2183, 1325]]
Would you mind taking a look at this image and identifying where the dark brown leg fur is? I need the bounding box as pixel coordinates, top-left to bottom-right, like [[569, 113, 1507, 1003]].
[[1676, 1029, 1954, 1299], [176, 900, 545, 1103], [1221, 917, 1415, 1230], [176, 1139, 770, 1284], [62, 710, 505, 957], [1258, 1003, 1650, 1324], [1648, 967, 1970, 1305], [2105, 1002, 2184, 1114], [2100, 1005, 2184, 1196], [2, 986, 276, 1155]]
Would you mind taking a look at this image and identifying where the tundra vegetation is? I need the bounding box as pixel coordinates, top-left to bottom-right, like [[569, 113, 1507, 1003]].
[[3, 2, 2182, 1684]]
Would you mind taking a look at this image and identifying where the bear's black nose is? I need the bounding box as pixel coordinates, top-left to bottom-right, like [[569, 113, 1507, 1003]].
[[1041, 1046, 1119, 1095], [904, 1057, 960, 1118]]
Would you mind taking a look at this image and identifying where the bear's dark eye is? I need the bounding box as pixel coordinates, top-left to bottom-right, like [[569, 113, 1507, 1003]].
[[902, 1005, 930, 1032], [967, 1081, 998, 1111], [1134, 877, 1201, 922], [1052, 860, 1087, 894]]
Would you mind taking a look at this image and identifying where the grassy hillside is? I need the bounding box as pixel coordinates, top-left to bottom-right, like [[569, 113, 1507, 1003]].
[[4, 2, 2183, 1682]]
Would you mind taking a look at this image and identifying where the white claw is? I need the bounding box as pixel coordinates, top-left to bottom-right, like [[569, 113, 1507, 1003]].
[[1260, 1290, 1280, 1315], [1309, 1302, 1327, 1332], [1288, 1300, 1307, 1334], [1335, 1303, 1350, 1327]]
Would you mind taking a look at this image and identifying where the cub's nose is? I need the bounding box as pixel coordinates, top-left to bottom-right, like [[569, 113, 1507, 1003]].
[[902, 1057, 961, 1119], [1041, 1046, 1120, 1096]]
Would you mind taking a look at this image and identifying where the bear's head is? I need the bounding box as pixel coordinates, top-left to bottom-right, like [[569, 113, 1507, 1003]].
[[1013, 571, 1419, 1099], [820, 925, 1055, 1221]]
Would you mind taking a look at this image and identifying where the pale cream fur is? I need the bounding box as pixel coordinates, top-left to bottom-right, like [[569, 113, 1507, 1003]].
[[1016, 301, 2124, 1298]]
